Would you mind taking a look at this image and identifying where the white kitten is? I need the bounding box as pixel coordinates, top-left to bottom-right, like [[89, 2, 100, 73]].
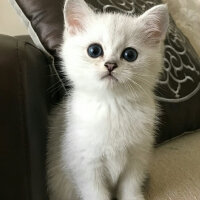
[[47, 1, 169, 200]]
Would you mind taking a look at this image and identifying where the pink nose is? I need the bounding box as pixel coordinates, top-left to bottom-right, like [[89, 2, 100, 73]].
[[104, 62, 118, 72]]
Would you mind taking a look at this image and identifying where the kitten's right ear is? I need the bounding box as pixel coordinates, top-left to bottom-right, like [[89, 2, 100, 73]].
[[64, 0, 94, 35]]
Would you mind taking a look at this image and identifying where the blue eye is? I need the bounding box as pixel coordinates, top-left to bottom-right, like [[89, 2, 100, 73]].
[[87, 44, 103, 58], [122, 47, 138, 62]]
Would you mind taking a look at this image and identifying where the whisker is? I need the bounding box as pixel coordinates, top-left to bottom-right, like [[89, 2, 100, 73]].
[[49, 84, 64, 98], [126, 82, 139, 100], [133, 75, 169, 94], [125, 76, 151, 99], [47, 80, 63, 92]]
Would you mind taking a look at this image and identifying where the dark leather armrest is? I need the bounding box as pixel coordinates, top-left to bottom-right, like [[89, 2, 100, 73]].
[[0, 34, 51, 200]]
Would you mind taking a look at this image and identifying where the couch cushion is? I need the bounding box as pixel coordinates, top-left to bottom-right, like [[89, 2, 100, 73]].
[[145, 129, 200, 199], [9, 0, 200, 144], [0, 34, 50, 200]]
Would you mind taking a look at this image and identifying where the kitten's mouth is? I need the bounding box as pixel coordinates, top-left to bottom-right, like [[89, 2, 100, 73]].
[[101, 73, 118, 82]]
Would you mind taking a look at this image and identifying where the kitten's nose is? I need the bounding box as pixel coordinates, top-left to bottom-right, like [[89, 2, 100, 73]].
[[104, 62, 118, 72]]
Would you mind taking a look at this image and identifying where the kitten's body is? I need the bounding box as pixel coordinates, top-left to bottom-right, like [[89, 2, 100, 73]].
[[47, 1, 169, 200]]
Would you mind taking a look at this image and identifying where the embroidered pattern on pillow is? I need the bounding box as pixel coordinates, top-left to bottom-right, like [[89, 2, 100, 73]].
[[86, 0, 200, 103]]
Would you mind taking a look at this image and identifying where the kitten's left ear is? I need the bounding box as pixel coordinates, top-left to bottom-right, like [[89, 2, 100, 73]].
[[138, 4, 169, 45], [64, 0, 94, 35]]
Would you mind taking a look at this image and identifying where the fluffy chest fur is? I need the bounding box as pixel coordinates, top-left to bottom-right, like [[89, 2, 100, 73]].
[[65, 90, 155, 160]]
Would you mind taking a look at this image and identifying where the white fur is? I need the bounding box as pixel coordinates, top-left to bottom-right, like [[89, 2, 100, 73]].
[[47, 1, 169, 200]]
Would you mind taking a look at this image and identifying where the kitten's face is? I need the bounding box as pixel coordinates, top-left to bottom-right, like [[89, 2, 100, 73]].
[[62, 0, 169, 93]]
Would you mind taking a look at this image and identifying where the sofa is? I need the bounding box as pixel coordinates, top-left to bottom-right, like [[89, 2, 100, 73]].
[[1, 0, 200, 199]]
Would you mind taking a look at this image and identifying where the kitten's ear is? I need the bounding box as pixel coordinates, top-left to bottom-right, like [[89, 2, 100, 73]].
[[138, 4, 169, 45], [64, 0, 94, 35]]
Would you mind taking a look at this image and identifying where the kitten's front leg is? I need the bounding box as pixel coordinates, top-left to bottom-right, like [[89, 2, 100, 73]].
[[117, 154, 150, 200], [73, 163, 111, 200]]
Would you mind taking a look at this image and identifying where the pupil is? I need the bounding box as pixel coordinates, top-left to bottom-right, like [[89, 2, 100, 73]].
[[92, 47, 99, 55], [126, 51, 134, 59]]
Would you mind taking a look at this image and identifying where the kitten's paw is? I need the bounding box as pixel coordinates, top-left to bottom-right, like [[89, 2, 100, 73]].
[[134, 196, 145, 200], [123, 198, 145, 200], [121, 194, 145, 200]]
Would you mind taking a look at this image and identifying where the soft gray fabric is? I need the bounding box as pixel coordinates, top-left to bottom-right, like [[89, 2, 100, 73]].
[[145, 130, 200, 199]]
